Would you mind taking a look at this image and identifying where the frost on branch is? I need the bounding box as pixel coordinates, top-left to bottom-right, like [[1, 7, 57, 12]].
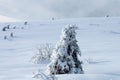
[[33, 70, 57, 80], [46, 25, 84, 74], [31, 43, 53, 64]]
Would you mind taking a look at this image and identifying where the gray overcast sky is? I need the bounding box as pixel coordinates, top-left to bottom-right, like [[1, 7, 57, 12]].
[[0, 0, 120, 20]]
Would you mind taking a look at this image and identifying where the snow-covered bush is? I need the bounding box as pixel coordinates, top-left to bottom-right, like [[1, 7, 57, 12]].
[[2, 27, 6, 31], [46, 25, 84, 74], [33, 70, 57, 80], [4, 35, 7, 39], [24, 21, 28, 25], [31, 43, 53, 64], [2, 25, 10, 31], [10, 32, 14, 37], [84, 57, 94, 64]]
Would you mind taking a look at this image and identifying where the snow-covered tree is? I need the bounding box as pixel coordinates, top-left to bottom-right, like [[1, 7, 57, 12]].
[[24, 21, 28, 25], [46, 25, 84, 74], [10, 32, 14, 37]]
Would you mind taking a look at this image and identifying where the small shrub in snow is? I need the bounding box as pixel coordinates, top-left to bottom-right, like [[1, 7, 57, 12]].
[[2, 25, 10, 31], [24, 21, 28, 25], [106, 14, 109, 17], [33, 70, 57, 80], [13, 26, 16, 29], [85, 57, 101, 64], [85, 57, 94, 64], [2, 27, 7, 31], [6, 25, 10, 29], [31, 43, 53, 64], [52, 17, 54, 20], [4, 35, 7, 39], [21, 27, 24, 29], [10, 32, 14, 37], [46, 25, 84, 74]]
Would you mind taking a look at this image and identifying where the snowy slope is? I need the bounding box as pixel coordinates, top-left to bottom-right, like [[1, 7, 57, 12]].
[[0, 17, 120, 80], [0, 15, 20, 22]]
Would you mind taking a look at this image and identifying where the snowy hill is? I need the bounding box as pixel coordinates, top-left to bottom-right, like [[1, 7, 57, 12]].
[[0, 17, 120, 80], [0, 15, 19, 22]]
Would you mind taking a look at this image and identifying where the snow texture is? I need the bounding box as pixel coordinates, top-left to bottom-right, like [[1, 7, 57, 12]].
[[0, 17, 120, 80]]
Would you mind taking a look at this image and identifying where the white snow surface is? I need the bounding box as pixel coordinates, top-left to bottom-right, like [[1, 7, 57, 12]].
[[0, 17, 120, 80]]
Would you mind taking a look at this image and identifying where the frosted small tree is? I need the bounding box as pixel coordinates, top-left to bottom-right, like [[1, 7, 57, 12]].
[[46, 25, 84, 74], [10, 32, 14, 37]]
